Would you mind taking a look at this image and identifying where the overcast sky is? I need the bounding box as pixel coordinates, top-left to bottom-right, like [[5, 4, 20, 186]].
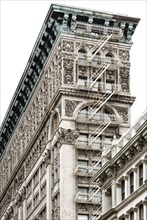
[[0, 0, 147, 126]]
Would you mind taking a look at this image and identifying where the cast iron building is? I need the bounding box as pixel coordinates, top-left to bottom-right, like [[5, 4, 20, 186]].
[[0, 4, 141, 220], [93, 111, 147, 220]]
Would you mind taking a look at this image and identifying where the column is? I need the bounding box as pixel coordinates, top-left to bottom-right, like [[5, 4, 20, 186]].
[[102, 188, 112, 214], [142, 159, 147, 182], [124, 213, 129, 220], [143, 200, 147, 220], [22, 198, 26, 220], [112, 180, 116, 208], [124, 175, 128, 198], [18, 205, 23, 220], [59, 127, 78, 220], [133, 207, 138, 220], [43, 149, 51, 220]]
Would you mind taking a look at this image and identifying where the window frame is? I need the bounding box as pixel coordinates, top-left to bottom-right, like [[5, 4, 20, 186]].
[[130, 172, 134, 194], [139, 163, 143, 186], [121, 179, 125, 201]]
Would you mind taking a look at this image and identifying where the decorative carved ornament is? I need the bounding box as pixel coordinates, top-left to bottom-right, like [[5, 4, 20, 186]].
[[119, 49, 129, 61], [65, 99, 81, 117], [63, 58, 74, 85], [54, 128, 79, 145], [119, 67, 130, 92], [63, 41, 74, 52], [115, 106, 128, 123]]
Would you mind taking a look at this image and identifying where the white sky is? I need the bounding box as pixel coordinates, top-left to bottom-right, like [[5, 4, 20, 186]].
[[0, 0, 147, 126]]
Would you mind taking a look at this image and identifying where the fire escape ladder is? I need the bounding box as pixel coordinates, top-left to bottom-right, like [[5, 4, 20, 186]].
[[90, 63, 110, 88], [88, 158, 102, 174], [88, 90, 115, 121], [89, 187, 101, 201], [89, 206, 102, 220], [88, 121, 111, 147], [89, 34, 113, 62]]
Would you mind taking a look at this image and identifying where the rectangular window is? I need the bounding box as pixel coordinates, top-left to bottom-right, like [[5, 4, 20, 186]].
[[78, 214, 89, 220], [78, 160, 88, 172], [130, 211, 134, 220], [33, 169, 39, 187], [130, 172, 134, 193], [139, 163, 143, 186], [26, 180, 32, 197], [139, 204, 143, 220], [27, 202, 32, 217], [121, 179, 125, 200], [78, 187, 88, 200], [33, 192, 39, 207]]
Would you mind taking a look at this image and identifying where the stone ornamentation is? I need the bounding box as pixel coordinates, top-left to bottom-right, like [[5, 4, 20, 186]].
[[55, 128, 79, 145], [115, 106, 128, 123], [63, 41, 74, 52], [120, 67, 130, 92], [65, 99, 81, 117], [63, 58, 74, 84], [119, 49, 129, 60]]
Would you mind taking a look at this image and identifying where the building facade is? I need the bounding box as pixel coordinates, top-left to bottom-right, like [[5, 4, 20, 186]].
[[0, 4, 141, 220], [93, 111, 147, 220]]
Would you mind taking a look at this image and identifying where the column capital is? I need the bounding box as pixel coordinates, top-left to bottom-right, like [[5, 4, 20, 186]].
[[123, 175, 128, 180]]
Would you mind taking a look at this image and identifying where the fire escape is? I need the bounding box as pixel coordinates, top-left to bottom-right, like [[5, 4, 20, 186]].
[[75, 25, 122, 220]]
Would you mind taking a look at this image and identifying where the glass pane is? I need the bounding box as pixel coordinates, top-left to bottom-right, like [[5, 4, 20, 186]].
[[78, 215, 89, 220]]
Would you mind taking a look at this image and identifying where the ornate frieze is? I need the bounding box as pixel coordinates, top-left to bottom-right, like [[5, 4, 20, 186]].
[[119, 67, 130, 92], [0, 186, 13, 219], [115, 106, 128, 123], [63, 58, 74, 85], [119, 49, 129, 61], [0, 48, 62, 196], [106, 70, 117, 82], [63, 40, 74, 52], [65, 99, 81, 117]]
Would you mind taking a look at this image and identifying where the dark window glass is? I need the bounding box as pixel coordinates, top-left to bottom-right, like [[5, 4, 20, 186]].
[[139, 163, 143, 186], [139, 204, 143, 220], [130, 211, 134, 220], [130, 172, 134, 193], [121, 179, 125, 200]]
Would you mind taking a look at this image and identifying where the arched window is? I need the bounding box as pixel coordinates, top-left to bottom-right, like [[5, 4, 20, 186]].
[[78, 48, 87, 59], [105, 52, 114, 58]]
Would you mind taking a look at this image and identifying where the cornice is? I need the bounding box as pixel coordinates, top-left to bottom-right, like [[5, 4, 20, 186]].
[[93, 120, 147, 184], [0, 4, 140, 158]]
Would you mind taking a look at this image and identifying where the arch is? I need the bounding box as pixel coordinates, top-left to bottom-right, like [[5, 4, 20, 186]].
[[78, 48, 87, 54], [73, 101, 120, 122], [105, 52, 114, 58]]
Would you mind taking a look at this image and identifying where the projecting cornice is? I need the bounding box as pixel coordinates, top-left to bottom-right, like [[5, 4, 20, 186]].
[[93, 114, 147, 185], [0, 4, 140, 158]]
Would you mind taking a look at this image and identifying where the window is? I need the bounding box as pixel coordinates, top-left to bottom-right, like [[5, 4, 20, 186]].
[[40, 161, 46, 177], [33, 192, 39, 207], [78, 214, 89, 220], [27, 202, 32, 217], [130, 211, 134, 220], [130, 172, 134, 193], [139, 204, 143, 220], [139, 163, 143, 186], [41, 182, 46, 199], [78, 160, 88, 172], [78, 187, 88, 200], [33, 169, 39, 187], [26, 180, 32, 197], [92, 161, 102, 174], [121, 179, 125, 200]]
